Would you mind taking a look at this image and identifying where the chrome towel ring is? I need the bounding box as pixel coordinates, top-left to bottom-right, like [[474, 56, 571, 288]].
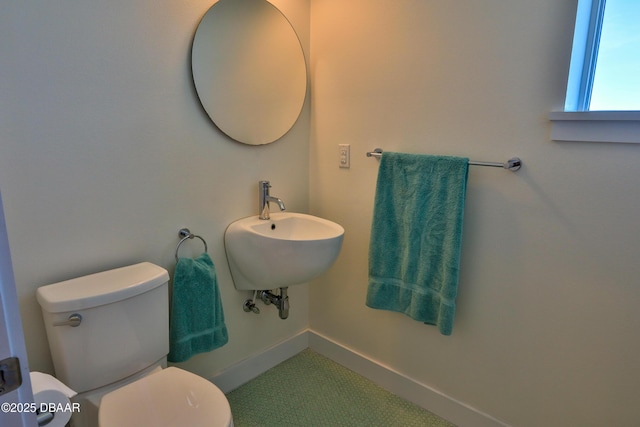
[[175, 228, 208, 262]]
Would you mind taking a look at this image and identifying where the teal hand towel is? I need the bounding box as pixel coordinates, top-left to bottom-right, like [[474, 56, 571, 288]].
[[168, 253, 228, 363], [366, 152, 469, 335]]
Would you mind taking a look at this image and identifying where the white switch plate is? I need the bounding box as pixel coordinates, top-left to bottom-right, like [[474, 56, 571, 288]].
[[339, 144, 350, 168]]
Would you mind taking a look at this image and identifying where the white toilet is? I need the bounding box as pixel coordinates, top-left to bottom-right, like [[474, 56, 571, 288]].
[[36, 262, 233, 427]]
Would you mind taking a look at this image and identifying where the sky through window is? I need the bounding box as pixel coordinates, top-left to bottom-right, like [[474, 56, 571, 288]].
[[589, 0, 640, 110]]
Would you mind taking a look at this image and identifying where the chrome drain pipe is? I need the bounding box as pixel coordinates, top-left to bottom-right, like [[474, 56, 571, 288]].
[[260, 287, 289, 319]]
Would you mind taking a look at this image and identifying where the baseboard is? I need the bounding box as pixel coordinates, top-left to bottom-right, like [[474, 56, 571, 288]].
[[210, 329, 310, 393], [210, 328, 509, 427], [308, 330, 510, 427]]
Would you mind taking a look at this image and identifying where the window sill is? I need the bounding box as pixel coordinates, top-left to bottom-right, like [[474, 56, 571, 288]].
[[549, 111, 640, 143]]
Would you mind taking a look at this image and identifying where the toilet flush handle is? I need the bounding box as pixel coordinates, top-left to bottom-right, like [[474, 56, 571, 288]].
[[53, 313, 82, 327]]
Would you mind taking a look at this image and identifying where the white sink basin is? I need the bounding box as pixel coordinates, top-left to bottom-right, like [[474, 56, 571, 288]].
[[224, 212, 344, 290]]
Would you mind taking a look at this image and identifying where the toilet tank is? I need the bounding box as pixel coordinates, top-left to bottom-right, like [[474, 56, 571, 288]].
[[36, 262, 170, 394]]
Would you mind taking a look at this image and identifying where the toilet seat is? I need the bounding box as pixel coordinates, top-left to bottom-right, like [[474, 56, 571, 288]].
[[98, 367, 233, 427]]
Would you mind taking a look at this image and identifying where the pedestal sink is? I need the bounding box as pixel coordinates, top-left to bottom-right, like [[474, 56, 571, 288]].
[[224, 212, 344, 291]]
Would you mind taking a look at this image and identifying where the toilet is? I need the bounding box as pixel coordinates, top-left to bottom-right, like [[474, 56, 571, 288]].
[[36, 262, 233, 427]]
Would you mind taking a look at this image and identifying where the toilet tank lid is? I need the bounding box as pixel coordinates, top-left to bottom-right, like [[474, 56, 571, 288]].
[[36, 262, 169, 313]]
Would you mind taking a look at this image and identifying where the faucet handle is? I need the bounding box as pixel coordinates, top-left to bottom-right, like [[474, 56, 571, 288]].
[[243, 299, 260, 314]]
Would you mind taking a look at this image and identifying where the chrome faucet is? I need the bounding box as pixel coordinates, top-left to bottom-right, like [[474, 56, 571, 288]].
[[259, 180, 285, 220]]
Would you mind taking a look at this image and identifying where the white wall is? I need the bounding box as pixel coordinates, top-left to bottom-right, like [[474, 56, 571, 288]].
[[4, 1, 640, 426], [309, 1, 640, 426], [0, 0, 311, 380]]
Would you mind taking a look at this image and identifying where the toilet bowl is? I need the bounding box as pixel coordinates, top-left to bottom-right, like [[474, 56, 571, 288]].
[[36, 262, 233, 427], [100, 367, 232, 427]]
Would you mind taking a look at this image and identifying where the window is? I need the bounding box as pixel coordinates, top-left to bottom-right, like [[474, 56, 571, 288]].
[[550, 0, 640, 143], [567, 0, 640, 111]]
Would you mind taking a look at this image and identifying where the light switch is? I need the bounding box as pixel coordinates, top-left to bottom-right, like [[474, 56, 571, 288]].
[[339, 144, 350, 168]]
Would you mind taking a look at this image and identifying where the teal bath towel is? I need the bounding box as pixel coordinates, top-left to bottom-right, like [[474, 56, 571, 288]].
[[366, 152, 469, 335], [168, 253, 228, 363]]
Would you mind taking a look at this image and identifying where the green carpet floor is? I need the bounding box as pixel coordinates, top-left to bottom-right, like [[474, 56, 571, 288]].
[[226, 348, 456, 427]]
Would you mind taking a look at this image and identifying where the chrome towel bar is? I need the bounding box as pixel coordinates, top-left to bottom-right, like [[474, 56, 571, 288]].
[[366, 148, 522, 171]]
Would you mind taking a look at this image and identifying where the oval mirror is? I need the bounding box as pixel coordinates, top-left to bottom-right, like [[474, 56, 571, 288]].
[[192, 0, 307, 145]]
